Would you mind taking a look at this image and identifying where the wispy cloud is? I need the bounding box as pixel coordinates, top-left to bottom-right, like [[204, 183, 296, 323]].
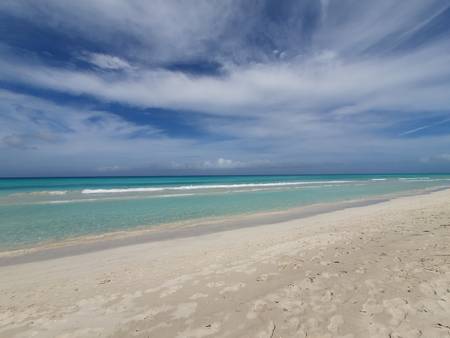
[[79, 52, 132, 70], [399, 118, 450, 136], [0, 1, 450, 175]]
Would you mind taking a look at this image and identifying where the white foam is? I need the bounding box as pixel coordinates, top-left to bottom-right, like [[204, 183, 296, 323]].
[[371, 178, 387, 181], [11, 190, 68, 197], [398, 178, 450, 182], [40, 193, 196, 204], [399, 177, 431, 181], [82, 187, 164, 194], [44, 190, 68, 195], [81, 180, 354, 194], [159, 193, 196, 198], [46, 198, 101, 204]]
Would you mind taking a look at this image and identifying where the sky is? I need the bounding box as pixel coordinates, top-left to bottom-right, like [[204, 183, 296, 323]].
[[1, 0, 450, 177]]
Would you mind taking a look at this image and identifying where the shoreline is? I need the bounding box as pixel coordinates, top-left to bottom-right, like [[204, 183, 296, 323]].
[[1, 187, 450, 337], [1, 185, 448, 266]]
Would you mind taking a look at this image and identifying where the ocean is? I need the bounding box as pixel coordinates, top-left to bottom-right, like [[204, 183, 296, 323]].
[[1, 174, 450, 251]]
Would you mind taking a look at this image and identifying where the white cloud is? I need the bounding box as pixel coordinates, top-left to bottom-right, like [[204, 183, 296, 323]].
[[80, 52, 132, 70], [1, 87, 450, 176], [1, 1, 450, 120], [97, 165, 123, 172], [0, 90, 269, 175], [436, 154, 450, 162], [420, 153, 450, 164], [1, 1, 445, 65], [202, 158, 243, 169], [2, 134, 29, 149], [399, 118, 450, 136], [2, 43, 450, 120], [0, 0, 238, 64], [1, 1, 450, 175]]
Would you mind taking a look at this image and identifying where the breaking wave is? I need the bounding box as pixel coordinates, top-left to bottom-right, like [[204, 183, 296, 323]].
[[81, 180, 354, 194]]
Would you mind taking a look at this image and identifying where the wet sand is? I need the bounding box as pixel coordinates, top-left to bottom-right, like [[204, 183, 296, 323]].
[[1, 189, 450, 337]]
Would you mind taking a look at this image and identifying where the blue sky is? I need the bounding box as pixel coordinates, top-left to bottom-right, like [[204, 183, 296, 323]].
[[1, 0, 450, 177]]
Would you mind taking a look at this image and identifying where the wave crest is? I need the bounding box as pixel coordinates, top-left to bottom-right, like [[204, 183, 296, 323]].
[[81, 180, 353, 194]]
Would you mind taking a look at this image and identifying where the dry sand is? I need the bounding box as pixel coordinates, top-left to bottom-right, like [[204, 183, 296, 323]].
[[1, 189, 450, 337]]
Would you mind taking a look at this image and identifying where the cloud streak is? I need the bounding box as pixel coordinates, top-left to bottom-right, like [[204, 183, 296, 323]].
[[399, 118, 450, 136]]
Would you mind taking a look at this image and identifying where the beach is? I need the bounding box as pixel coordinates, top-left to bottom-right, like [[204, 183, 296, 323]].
[[1, 189, 450, 337]]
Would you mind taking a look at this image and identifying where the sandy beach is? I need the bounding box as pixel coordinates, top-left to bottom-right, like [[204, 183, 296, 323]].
[[1, 189, 450, 338]]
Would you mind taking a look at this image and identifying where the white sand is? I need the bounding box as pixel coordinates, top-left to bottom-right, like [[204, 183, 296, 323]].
[[1, 189, 450, 337]]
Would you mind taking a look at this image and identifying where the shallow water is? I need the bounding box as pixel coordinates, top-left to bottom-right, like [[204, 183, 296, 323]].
[[1, 174, 450, 250]]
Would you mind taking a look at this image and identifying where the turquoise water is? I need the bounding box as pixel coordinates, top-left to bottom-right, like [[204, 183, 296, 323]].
[[1, 174, 450, 250]]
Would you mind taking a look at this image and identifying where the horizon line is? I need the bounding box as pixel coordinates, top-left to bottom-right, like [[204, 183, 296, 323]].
[[2, 172, 450, 179]]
